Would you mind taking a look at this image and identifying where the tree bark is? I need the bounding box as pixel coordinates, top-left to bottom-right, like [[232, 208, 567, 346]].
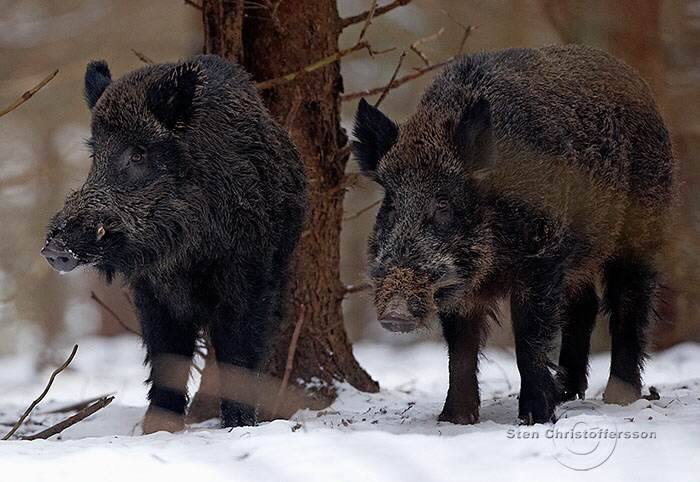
[[198, 0, 378, 417]]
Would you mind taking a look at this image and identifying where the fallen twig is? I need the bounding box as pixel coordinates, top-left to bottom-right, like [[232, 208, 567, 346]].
[[91, 291, 141, 336], [2, 345, 78, 440], [42, 393, 115, 414], [0, 69, 58, 118], [24, 396, 114, 440], [271, 304, 305, 417], [341, 0, 413, 28]]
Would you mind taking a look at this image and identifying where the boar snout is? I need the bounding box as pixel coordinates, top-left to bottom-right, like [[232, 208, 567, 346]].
[[41, 238, 79, 272], [378, 296, 417, 333], [374, 267, 435, 333]]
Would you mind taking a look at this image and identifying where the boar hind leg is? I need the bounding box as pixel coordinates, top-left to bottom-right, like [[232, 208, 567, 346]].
[[602, 257, 656, 405], [557, 283, 598, 401], [512, 272, 563, 425], [438, 311, 483, 425], [135, 285, 197, 434]]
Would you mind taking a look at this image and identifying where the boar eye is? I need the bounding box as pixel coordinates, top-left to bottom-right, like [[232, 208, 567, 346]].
[[130, 148, 145, 164], [432, 197, 453, 225]]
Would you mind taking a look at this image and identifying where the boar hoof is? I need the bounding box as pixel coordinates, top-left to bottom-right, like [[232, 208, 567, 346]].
[[518, 383, 558, 425], [556, 374, 587, 402], [438, 409, 479, 425], [221, 401, 256, 428], [143, 406, 185, 434], [603, 376, 641, 405]]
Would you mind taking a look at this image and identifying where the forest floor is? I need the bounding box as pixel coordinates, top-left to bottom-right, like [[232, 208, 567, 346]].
[[0, 335, 698, 481]]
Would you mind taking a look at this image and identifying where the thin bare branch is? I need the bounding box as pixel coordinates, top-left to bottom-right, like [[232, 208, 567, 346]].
[[0, 69, 58, 118], [184, 0, 202, 10], [256, 41, 370, 91], [342, 60, 447, 102], [341, 0, 413, 29], [90, 291, 141, 336], [344, 282, 373, 295], [24, 396, 114, 440], [3, 345, 78, 440], [409, 28, 444, 67], [271, 304, 305, 418], [344, 199, 382, 221], [375, 51, 406, 107], [132, 49, 154, 64], [357, 0, 378, 43]]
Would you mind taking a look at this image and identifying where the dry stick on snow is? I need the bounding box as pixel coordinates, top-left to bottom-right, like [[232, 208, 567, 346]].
[[43, 393, 115, 414], [344, 199, 382, 221], [341, 0, 413, 28], [344, 282, 372, 295], [271, 304, 305, 418], [90, 291, 142, 336], [23, 396, 114, 441], [2, 345, 78, 440], [132, 49, 154, 64], [0, 69, 58, 118]]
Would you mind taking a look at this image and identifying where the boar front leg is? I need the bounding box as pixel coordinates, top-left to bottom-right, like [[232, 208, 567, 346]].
[[134, 283, 197, 434], [511, 274, 562, 425], [438, 311, 483, 424]]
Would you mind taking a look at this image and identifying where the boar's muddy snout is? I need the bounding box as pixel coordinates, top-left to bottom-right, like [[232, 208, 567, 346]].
[[378, 296, 418, 333], [41, 239, 79, 272]]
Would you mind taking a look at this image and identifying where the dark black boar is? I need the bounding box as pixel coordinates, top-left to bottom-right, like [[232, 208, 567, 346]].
[[352, 45, 674, 425], [42, 55, 306, 432]]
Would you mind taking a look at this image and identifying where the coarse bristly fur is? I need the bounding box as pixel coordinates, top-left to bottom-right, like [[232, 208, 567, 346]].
[[352, 45, 675, 425], [44, 55, 306, 432]]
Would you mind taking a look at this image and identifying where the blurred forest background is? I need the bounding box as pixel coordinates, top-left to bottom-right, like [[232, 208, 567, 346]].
[[1, 0, 698, 358]]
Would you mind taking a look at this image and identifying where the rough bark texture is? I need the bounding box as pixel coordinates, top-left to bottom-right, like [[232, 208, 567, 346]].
[[202, 0, 244, 64], [199, 0, 378, 415]]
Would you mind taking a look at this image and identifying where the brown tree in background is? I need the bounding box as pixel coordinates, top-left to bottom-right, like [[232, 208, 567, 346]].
[[198, 0, 382, 412]]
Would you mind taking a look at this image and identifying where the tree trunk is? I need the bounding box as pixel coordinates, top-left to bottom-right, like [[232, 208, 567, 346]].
[[198, 0, 378, 417]]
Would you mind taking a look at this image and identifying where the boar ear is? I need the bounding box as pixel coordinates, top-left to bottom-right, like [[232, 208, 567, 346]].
[[147, 62, 203, 129], [450, 98, 496, 177], [352, 98, 399, 176], [84, 60, 112, 110]]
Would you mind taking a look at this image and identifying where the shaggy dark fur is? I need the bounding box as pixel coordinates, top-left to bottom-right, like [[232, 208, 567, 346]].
[[43, 55, 306, 431], [352, 45, 674, 425]]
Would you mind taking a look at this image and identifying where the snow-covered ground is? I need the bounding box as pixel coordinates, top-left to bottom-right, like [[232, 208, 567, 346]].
[[0, 335, 698, 481]]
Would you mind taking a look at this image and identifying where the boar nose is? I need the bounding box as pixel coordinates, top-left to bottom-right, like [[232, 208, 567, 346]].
[[41, 239, 79, 272], [378, 296, 418, 333]]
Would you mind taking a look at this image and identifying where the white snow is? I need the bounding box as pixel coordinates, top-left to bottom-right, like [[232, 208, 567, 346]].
[[1, 336, 699, 481]]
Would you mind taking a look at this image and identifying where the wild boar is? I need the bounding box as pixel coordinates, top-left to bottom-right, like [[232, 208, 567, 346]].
[[352, 45, 674, 424], [42, 55, 306, 432]]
